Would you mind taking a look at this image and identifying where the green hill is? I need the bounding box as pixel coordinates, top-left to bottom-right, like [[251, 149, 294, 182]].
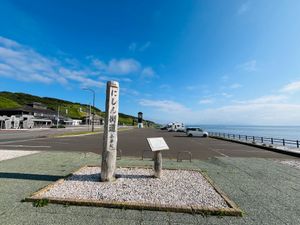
[[0, 96, 21, 109], [0, 91, 155, 126]]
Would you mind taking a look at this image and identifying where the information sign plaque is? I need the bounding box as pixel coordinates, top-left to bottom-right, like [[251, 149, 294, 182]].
[[147, 137, 169, 151]]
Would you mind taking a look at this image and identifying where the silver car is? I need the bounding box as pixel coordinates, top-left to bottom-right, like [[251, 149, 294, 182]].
[[186, 128, 208, 137]]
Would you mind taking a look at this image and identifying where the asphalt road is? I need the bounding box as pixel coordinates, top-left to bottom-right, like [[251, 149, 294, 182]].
[[0, 126, 105, 142], [0, 128, 297, 160]]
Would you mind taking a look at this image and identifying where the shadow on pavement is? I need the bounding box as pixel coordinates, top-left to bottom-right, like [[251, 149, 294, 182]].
[[0, 172, 63, 181]]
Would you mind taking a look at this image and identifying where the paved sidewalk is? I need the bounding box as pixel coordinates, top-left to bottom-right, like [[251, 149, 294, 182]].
[[0, 151, 299, 224]]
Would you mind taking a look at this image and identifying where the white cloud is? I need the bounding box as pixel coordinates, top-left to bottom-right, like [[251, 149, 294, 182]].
[[139, 95, 300, 125], [185, 85, 197, 91], [0, 36, 104, 88], [139, 99, 190, 113], [159, 84, 171, 90], [128, 42, 137, 52], [234, 95, 288, 104], [229, 83, 242, 89], [141, 67, 155, 78], [221, 75, 229, 81], [197, 103, 300, 125], [199, 98, 214, 104], [128, 41, 151, 52], [92, 57, 155, 77], [221, 92, 233, 98], [58, 68, 103, 88], [121, 78, 132, 82], [280, 81, 300, 93], [107, 58, 141, 75], [0, 36, 156, 88], [92, 58, 141, 75], [0, 36, 20, 48], [139, 41, 151, 51], [237, 2, 250, 15], [237, 60, 257, 72], [121, 88, 139, 96]]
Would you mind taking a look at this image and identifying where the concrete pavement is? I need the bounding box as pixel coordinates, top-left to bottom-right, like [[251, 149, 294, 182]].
[[0, 152, 299, 224]]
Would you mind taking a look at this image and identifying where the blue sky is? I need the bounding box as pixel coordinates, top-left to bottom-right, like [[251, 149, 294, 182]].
[[1, 0, 300, 125]]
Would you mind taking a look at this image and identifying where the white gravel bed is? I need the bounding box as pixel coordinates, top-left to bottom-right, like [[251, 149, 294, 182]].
[[38, 167, 229, 208], [278, 160, 300, 170], [0, 150, 40, 162]]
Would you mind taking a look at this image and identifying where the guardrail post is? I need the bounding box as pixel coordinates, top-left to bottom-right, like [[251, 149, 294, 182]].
[[283, 139, 285, 146]]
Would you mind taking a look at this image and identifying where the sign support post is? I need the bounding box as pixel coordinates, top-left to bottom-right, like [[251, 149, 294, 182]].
[[147, 137, 169, 178]]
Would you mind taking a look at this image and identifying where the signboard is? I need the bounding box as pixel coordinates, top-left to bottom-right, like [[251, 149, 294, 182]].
[[147, 137, 169, 151]]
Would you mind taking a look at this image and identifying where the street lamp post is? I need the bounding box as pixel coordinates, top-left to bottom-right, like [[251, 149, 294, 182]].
[[83, 88, 95, 132], [56, 106, 60, 128]]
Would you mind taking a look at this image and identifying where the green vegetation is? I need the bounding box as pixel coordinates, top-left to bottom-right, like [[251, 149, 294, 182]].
[[0, 91, 156, 126], [0, 96, 21, 109], [33, 199, 49, 207], [0, 91, 98, 119], [50, 125, 66, 129]]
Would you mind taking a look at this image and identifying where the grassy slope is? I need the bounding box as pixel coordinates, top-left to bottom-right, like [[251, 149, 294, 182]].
[[0, 92, 99, 119], [0, 96, 21, 109]]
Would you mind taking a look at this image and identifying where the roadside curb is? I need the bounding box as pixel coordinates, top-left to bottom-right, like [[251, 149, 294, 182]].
[[53, 132, 102, 138]]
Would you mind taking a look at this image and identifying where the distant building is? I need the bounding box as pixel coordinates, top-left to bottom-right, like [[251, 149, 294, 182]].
[[64, 119, 82, 126], [0, 102, 57, 119], [0, 102, 104, 129], [0, 102, 57, 129]]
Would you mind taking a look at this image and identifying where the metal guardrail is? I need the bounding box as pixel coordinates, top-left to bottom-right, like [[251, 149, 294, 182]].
[[177, 151, 192, 162], [209, 132, 300, 149]]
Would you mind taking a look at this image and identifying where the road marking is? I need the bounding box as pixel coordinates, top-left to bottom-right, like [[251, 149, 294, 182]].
[[0, 145, 50, 148], [209, 148, 229, 157], [0, 137, 48, 145]]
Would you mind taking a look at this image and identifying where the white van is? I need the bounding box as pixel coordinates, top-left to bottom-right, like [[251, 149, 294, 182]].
[[167, 122, 185, 132], [186, 127, 208, 137]]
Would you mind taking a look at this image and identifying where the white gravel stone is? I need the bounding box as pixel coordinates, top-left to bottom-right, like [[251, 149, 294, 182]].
[[278, 160, 300, 170], [0, 150, 40, 162], [38, 167, 229, 208]]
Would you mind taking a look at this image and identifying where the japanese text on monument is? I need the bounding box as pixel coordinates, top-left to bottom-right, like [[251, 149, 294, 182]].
[[107, 86, 119, 150]]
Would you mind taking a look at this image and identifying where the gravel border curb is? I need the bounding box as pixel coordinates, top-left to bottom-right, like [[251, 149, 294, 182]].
[[25, 165, 242, 216]]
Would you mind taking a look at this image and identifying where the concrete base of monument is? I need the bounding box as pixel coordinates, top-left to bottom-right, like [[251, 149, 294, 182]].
[[25, 166, 242, 216]]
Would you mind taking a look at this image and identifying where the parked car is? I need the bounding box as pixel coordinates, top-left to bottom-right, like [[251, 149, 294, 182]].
[[186, 128, 208, 137]]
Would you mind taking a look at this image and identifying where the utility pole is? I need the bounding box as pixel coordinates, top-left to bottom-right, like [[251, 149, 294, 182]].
[[56, 106, 60, 128], [89, 103, 91, 131], [83, 88, 95, 132]]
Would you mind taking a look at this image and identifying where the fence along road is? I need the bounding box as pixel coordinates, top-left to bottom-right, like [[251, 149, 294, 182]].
[[209, 132, 300, 156]]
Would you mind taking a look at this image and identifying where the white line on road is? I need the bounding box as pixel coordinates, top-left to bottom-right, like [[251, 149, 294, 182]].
[[0, 145, 51, 148], [209, 148, 229, 157]]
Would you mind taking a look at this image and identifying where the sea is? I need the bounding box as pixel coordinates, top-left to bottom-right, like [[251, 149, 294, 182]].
[[188, 125, 300, 141]]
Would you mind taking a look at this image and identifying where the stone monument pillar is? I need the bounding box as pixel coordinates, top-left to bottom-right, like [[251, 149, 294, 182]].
[[101, 81, 119, 182], [138, 112, 143, 128]]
